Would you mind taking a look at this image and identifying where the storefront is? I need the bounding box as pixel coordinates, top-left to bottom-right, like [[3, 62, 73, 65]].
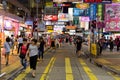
[[0, 10, 23, 44]]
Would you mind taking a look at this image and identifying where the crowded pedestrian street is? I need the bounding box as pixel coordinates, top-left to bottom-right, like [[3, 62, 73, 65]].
[[0, 0, 120, 80], [0, 43, 120, 80]]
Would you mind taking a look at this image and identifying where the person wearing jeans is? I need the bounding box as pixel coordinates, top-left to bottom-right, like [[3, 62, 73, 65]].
[[19, 38, 28, 70]]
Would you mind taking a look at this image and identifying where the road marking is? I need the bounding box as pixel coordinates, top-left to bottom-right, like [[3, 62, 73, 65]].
[[40, 57, 56, 80], [65, 58, 74, 80], [14, 49, 51, 80], [2, 61, 21, 74], [108, 72, 120, 80], [14, 67, 31, 80], [79, 59, 98, 80]]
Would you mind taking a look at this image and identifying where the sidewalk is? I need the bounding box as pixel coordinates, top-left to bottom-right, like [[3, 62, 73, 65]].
[[93, 49, 120, 75], [0, 46, 50, 79]]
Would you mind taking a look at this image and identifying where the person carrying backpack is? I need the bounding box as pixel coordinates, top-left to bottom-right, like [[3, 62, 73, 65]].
[[19, 38, 29, 70]]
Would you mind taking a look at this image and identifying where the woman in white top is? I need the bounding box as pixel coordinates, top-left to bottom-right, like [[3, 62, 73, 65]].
[[27, 39, 38, 78], [4, 37, 11, 66]]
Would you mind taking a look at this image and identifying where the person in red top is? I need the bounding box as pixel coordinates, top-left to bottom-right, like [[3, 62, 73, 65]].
[[19, 38, 28, 70]]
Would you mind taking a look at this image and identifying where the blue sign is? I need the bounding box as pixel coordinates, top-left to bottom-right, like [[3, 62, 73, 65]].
[[89, 4, 97, 20], [73, 8, 89, 16]]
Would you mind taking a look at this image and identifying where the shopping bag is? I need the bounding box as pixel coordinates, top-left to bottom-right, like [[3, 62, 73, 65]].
[[1, 48, 6, 56]]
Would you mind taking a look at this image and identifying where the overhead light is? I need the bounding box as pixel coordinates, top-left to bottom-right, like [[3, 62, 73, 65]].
[[72, 2, 83, 3]]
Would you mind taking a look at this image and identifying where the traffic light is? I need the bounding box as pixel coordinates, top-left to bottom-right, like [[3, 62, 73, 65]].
[[33, 21, 37, 30]]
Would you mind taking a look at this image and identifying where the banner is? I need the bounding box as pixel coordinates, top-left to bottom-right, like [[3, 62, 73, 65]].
[[84, 0, 112, 3], [105, 3, 120, 31], [89, 4, 97, 20], [97, 4, 104, 20]]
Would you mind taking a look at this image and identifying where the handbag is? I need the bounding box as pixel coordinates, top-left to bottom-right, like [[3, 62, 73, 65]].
[[19, 53, 25, 59]]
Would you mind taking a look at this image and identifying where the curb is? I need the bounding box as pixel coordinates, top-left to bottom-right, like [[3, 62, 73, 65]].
[[90, 58, 120, 75], [1, 47, 50, 80]]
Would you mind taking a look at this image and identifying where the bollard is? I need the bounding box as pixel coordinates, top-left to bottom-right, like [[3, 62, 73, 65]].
[[0, 40, 6, 78]]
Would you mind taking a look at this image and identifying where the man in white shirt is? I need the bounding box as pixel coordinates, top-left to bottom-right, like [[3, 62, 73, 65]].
[[17, 35, 23, 54]]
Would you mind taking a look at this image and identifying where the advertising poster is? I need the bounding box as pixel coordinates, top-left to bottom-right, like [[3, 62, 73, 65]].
[[105, 3, 120, 31], [58, 13, 69, 22], [44, 15, 58, 21], [89, 4, 97, 20], [54, 25, 65, 33]]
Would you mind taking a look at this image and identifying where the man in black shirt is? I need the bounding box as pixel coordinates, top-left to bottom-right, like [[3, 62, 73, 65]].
[[75, 38, 82, 57]]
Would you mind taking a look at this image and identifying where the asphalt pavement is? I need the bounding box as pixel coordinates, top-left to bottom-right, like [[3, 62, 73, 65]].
[[10, 43, 120, 80]]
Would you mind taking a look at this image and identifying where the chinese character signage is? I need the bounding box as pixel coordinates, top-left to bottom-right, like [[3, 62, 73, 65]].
[[53, 0, 82, 2], [105, 3, 120, 31], [44, 15, 58, 21], [89, 4, 97, 20], [84, 0, 112, 3], [73, 8, 89, 16], [58, 13, 69, 22]]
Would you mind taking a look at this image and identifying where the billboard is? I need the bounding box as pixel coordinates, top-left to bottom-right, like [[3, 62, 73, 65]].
[[44, 15, 58, 21], [58, 13, 69, 21], [84, 0, 112, 3], [89, 4, 97, 20], [105, 3, 120, 31], [73, 8, 89, 16]]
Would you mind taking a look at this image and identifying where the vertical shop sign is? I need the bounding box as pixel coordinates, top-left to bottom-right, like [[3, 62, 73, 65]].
[[73, 17, 79, 25], [97, 4, 103, 20], [89, 4, 97, 20]]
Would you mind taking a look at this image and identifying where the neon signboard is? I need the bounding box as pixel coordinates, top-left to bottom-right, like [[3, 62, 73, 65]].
[[84, 0, 112, 3]]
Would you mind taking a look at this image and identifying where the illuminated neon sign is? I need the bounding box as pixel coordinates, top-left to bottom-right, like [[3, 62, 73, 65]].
[[84, 0, 112, 3]]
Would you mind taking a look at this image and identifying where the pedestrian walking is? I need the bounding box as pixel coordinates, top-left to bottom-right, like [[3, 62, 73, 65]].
[[115, 37, 120, 51], [17, 35, 23, 54], [75, 38, 82, 57], [109, 37, 114, 51], [98, 39, 103, 55], [27, 39, 38, 77], [19, 38, 29, 70], [38, 37, 45, 61], [51, 38, 56, 52], [4, 37, 11, 66]]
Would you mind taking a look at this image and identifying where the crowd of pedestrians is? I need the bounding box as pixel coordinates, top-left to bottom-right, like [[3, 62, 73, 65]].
[[98, 36, 120, 55], [3, 34, 75, 77]]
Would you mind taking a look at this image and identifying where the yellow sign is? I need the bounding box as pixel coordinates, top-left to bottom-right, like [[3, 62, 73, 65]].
[[46, 25, 53, 30], [76, 3, 89, 9], [112, 0, 120, 2], [45, 2, 53, 7], [91, 43, 97, 56], [47, 30, 54, 32]]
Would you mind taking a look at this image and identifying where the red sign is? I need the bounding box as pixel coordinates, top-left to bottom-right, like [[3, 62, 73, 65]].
[[44, 15, 58, 21], [84, 0, 112, 3], [84, 0, 102, 2]]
